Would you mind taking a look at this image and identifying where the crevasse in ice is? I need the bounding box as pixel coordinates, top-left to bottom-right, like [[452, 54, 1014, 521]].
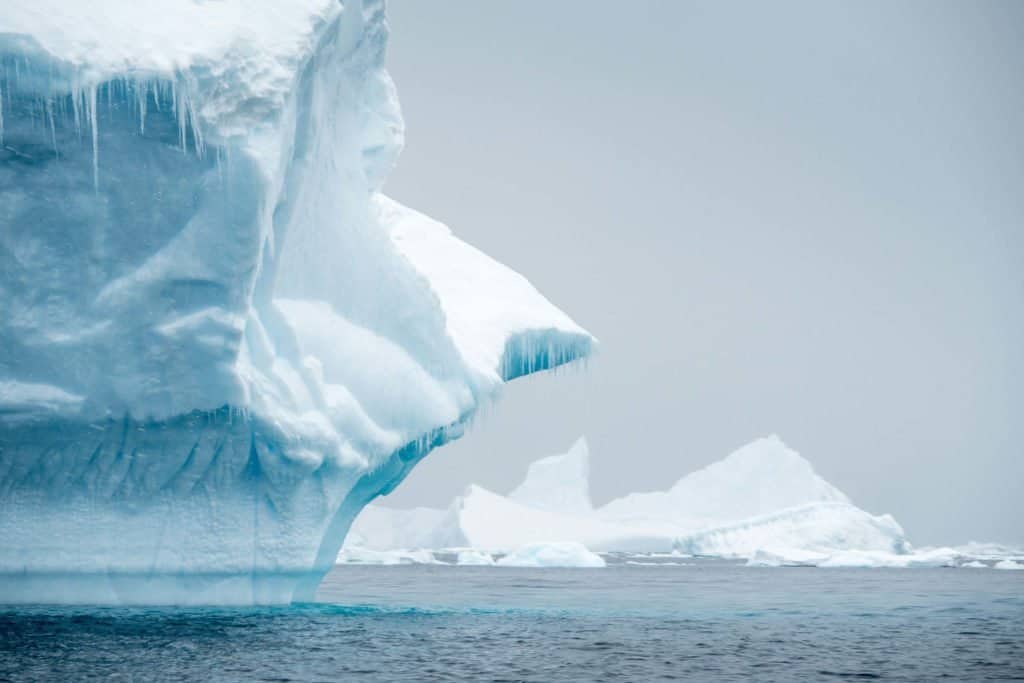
[[0, 0, 592, 604]]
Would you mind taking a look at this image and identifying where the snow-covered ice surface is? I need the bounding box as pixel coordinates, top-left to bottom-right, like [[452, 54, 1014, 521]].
[[0, 1, 591, 604], [347, 436, 1024, 569]]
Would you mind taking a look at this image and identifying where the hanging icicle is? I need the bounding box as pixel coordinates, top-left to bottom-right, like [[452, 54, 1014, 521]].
[[87, 83, 98, 191]]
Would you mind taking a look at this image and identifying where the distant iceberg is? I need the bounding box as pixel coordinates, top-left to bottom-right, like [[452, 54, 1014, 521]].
[[348, 435, 1019, 567], [0, 1, 591, 604], [495, 542, 605, 568], [347, 436, 1024, 569]]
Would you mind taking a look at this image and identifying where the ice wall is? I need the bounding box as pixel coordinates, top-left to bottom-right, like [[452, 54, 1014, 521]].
[[0, 1, 592, 604]]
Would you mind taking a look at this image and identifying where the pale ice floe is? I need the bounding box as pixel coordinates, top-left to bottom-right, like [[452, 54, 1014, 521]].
[[455, 549, 495, 566], [495, 542, 606, 568]]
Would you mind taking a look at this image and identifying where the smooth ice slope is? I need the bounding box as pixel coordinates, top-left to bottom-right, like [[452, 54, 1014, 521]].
[[507, 436, 592, 514], [0, 1, 591, 604], [597, 435, 849, 527]]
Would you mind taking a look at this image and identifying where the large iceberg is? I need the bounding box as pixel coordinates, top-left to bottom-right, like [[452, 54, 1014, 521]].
[[0, 1, 592, 604]]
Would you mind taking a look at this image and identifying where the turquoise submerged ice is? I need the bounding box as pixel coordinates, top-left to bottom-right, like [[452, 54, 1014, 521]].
[[0, 0, 592, 604]]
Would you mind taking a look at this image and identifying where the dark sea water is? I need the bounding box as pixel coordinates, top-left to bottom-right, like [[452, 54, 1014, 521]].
[[1, 561, 1022, 682]]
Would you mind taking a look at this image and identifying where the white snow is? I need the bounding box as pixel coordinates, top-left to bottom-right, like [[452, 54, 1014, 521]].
[[496, 542, 606, 568], [0, 1, 591, 604], [379, 198, 591, 384]]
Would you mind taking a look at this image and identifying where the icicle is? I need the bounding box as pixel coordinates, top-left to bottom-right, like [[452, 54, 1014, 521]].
[[174, 81, 188, 154], [137, 80, 147, 134], [45, 98, 57, 156], [188, 97, 204, 159], [71, 82, 81, 139], [87, 84, 98, 191], [0, 81, 4, 146]]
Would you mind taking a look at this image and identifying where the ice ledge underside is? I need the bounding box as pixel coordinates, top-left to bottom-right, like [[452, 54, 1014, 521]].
[[0, 333, 589, 605]]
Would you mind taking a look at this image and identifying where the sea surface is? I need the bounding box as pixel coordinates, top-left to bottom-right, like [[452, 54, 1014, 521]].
[[1, 559, 1022, 681]]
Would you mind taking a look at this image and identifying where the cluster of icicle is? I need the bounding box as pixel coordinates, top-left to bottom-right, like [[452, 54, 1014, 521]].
[[2, 56, 206, 190]]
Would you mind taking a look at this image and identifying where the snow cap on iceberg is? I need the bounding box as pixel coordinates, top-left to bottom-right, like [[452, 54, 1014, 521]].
[[599, 435, 850, 526]]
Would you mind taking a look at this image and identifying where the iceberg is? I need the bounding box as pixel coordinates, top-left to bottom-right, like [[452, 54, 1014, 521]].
[[495, 542, 606, 568], [455, 549, 495, 566], [0, 1, 592, 604], [994, 560, 1024, 571], [348, 435, 910, 558]]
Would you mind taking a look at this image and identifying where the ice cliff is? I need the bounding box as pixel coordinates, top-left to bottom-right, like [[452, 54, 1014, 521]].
[[0, 1, 592, 604]]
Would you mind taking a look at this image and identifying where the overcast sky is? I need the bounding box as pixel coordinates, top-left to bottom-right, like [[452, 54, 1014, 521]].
[[380, 0, 1023, 546]]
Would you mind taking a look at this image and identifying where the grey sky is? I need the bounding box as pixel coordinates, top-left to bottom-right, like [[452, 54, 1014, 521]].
[[380, 0, 1024, 546]]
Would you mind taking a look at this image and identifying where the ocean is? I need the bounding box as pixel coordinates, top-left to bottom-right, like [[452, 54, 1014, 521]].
[[2, 560, 1022, 681]]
